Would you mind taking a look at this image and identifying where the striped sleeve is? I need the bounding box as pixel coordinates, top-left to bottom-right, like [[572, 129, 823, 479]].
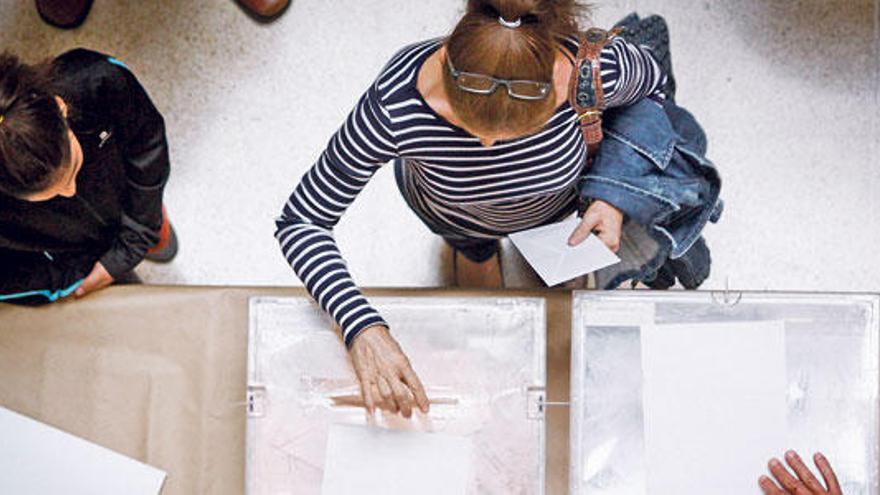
[[599, 37, 667, 107], [275, 83, 398, 347]]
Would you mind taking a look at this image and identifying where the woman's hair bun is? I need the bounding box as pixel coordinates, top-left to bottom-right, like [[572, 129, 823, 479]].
[[467, 0, 588, 36]]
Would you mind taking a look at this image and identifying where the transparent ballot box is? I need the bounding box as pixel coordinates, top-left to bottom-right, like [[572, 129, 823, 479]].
[[246, 297, 547, 495], [570, 291, 880, 495]]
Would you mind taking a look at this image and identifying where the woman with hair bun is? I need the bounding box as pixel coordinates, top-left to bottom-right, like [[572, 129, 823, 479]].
[[275, 1, 720, 417], [0, 50, 177, 305]]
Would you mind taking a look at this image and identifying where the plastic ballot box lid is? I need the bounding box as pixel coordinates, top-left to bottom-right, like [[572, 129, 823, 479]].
[[245, 297, 547, 495], [570, 291, 879, 495]]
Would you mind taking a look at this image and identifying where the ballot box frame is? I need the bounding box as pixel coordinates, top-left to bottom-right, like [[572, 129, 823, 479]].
[[569, 290, 880, 495], [245, 295, 549, 495]]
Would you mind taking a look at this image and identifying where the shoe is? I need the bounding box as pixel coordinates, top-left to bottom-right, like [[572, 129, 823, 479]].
[[145, 207, 178, 263], [615, 13, 677, 102], [234, 0, 291, 22], [35, 0, 94, 29], [145, 223, 178, 263]]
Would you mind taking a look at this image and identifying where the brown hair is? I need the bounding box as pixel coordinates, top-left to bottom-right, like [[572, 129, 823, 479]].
[[0, 52, 70, 198], [444, 0, 590, 137]]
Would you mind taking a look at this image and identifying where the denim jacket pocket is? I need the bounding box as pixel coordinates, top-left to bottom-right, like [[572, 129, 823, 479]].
[[602, 99, 678, 171]]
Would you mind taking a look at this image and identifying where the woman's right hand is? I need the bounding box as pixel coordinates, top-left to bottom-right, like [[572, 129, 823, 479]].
[[349, 325, 430, 418]]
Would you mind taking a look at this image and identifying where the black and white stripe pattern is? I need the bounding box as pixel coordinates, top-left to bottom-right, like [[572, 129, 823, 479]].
[[276, 36, 665, 346], [601, 36, 667, 106]]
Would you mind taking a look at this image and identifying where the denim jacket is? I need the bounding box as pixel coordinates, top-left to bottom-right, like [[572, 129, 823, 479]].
[[580, 98, 723, 289]]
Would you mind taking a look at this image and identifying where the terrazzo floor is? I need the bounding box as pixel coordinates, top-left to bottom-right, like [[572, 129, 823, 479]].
[[1, 0, 877, 292]]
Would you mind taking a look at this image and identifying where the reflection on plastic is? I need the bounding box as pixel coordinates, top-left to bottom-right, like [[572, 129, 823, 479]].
[[246, 297, 547, 495]]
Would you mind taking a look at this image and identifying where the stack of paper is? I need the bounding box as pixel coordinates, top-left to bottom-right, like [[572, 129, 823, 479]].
[[0, 407, 166, 495], [640, 321, 789, 495], [321, 424, 473, 495]]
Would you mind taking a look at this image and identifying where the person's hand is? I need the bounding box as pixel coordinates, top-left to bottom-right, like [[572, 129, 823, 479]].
[[568, 199, 624, 252], [74, 261, 114, 298], [760, 451, 842, 495], [349, 325, 429, 418]]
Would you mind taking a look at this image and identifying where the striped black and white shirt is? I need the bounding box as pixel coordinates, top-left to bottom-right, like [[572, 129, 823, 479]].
[[276, 36, 666, 346]]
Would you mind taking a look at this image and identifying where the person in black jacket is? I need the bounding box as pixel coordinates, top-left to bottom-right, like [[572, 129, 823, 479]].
[[0, 49, 176, 305]]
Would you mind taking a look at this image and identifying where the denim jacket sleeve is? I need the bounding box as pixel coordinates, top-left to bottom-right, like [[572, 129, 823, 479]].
[[579, 98, 723, 259]]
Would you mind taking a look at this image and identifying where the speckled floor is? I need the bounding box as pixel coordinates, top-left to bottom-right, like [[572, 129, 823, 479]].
[[0, 0, 877, 292]]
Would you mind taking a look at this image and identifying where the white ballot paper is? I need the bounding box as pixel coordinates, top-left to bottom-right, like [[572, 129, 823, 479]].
[[0, 407, 166, 495], [640, 321, 788, 495], [321, 424, 473, 495], [509, 216, 620, 286]]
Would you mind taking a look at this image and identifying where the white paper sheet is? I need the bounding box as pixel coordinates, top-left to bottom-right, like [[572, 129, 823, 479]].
[[321, 424, 473, 495], [0, 407, 166, 495], [639, 321, 788, 495], [509, 216, 620, 286]]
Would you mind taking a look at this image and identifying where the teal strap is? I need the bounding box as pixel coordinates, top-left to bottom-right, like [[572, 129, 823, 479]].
[[107, 57, 129, 70], [0, 279, 84, 303]]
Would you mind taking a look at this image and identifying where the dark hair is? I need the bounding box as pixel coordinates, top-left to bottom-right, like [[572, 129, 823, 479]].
[[444, 0, 590, 137], [0, 52, 70, 198]]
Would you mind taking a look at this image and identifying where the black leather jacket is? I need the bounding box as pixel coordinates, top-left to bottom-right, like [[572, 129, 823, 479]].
[[0, 49, 169, 303]]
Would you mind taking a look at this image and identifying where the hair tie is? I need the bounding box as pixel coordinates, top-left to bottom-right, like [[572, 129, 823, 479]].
[[0, 115, 5, 126], [498, 16, 522, 29]]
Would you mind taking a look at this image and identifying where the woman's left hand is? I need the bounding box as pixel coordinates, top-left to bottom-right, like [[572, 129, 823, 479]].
[[568, 199, 624, 252], [74, 261, 114, 298]]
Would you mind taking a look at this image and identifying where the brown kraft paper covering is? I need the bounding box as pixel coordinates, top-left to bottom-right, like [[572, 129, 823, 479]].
[[0, 285, 572, 495]]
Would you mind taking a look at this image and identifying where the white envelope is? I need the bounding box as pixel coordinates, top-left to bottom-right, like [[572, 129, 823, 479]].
[[509, 216, 620, 286]]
